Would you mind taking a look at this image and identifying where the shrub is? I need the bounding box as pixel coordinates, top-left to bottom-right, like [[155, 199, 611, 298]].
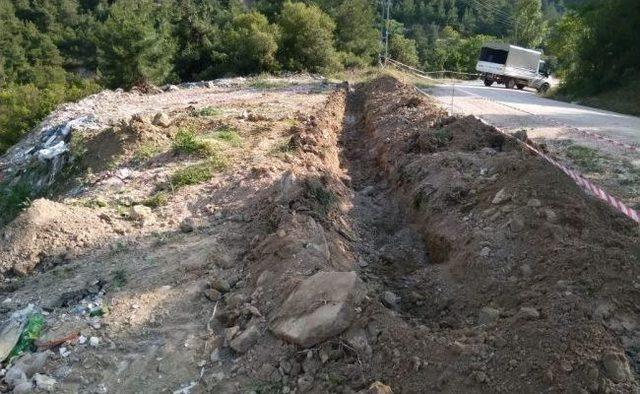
[[225, 12, 280, 74], [277, 2, 341, 74], [170, 156, 229, 189]]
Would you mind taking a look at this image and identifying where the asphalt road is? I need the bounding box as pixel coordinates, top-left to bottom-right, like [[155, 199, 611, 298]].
[[426, 81, 640, 151]]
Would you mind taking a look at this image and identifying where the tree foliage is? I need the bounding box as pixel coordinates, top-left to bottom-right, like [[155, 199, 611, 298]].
[[277, 2, 340, 73], [95, 0, 176, 88]]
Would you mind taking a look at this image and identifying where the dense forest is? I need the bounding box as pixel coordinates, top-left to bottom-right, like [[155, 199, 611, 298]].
[[0, 0, 637, 153]]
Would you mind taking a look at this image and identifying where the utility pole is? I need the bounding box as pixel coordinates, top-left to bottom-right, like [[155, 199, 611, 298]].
[[384, 0, 391, 66], [379, 0, 391, 66]]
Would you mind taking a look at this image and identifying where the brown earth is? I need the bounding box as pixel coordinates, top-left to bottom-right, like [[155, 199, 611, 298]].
[[1, 75, 639, 393]]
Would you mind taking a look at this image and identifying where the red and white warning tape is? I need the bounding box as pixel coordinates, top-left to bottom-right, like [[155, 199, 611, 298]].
[[409, 85, 640, 224], [477, 117, 640, 224]]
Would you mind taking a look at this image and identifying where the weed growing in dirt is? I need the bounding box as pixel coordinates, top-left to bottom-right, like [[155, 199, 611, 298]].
[[170, 163, 213, 188], [142, 191, 168, 208], [170, 155, 230, 189], [0, 179, 33, 225], [112, 269, 128, 288], [566, 145, 603, 172], [433, 128, 453, 146], [134, 143, 162, 163], [307, 181, 336, 215], [213, 125, 243, 147], [249, 77, 289, 90], [246, 381, 283, 394], [191, 106, 222, 117], [268, 138, 296, 159], [173, 128, 212, 156]]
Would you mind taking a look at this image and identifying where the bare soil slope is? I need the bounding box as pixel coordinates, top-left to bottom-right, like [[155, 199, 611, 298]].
[[1, 76, 639, 393]]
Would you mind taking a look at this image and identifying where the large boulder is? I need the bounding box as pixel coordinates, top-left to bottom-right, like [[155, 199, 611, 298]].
[[270, 271, 364, 348]]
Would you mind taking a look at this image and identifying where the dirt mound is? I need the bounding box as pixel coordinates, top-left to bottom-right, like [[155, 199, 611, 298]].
[[0, 199, 121, 277], [353, 75, 640, 392]]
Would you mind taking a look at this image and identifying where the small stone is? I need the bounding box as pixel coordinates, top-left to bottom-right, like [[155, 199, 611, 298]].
[[152, 112, 172, 127], [276, 229, 287, 238], [129, 205, 154, 224], [544, 209, 558, 223], [602, 351, 632, 383], [478, 307, 500, 325], [527, 198, 542, 207], [203, 288, 221, 302], [492, 188, 510, 204], [366, 381, 393, 394], [34, 374, 57, 392], [211, 278, 231, 293], [89, 337, 100, 347], [210, 349, 220, 362], [520, 264, 532, 277], [12, 381, 33, 394], [230, 326, 261, 354], [297, 375, 314, 392], [518, 307, 540, 320], [480, 247, 491, 257], [381, 291, 400, 310], [475, 371, 488, 383], [224, 326, 240, 342], [180, 217, 196, 233], [358, 258, 369, 268]]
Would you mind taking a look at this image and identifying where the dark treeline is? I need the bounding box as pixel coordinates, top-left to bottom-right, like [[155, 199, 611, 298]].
[[0, 0, 637, 153]]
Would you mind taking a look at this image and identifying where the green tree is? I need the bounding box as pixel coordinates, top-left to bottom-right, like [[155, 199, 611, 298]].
[[225, 12, 280, 74], [547, 10, 585, 78], [388, 33, 419, 66], [95, 0, 176, 88], [332, 0, 381, 67], [511, 0, 547, 47], [277, 2, 341, 73]]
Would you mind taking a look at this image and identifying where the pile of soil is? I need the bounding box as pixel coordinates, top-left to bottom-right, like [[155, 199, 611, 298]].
[[1, 75, 639, 393]]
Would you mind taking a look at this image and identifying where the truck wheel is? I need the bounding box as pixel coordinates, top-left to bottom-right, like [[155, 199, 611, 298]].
[[516, 84, 525, 90], [538, 83, 550, 94], [506, 79, 516, 89], [483, 78, 494, 87]]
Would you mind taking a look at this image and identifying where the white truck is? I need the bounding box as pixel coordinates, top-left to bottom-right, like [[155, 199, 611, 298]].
[[476, 42, 551, 93]]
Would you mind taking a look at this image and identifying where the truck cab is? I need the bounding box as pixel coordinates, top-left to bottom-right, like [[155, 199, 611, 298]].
[[476, 42, 551, 93]]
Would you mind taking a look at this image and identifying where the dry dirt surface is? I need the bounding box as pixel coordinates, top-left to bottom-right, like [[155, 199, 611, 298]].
[[1, 75, 640, 393]]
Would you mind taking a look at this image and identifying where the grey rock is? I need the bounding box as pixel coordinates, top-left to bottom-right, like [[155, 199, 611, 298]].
[[230, 325, 260, 354], [381, 291, 400, 310], [480, 247, 491, 257], [34, 374, 57, 392], [271, 271, 365, 348], [518, 307, 540, 320], [602, 351, 632, 383], [211, 278, 231, 293], [527, 198, 542, 208], [13, 351, 52, 378], [492, 188, 510, 204], [297, 375, 314, 392], [5, 366, 27, 387], [180, 217, 196, 233], [12, 381, 33, 394], [478, 307, 500, 325], [152, 112, 172, 127]]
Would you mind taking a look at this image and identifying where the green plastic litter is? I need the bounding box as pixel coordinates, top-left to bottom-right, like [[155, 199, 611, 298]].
[[8, 313, 45, 359]]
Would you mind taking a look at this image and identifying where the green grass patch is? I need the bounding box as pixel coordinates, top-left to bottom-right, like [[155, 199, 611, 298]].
[[0, 179, 33, 225], [134, 143, 162, 162], [249, 77, 289, 90], [268, 137, 296, 158], [170, 155, 229, 189], [566, 145, 603, 172], [191, 106, 222, 117], [212, 126, 243, 147], [173, 128, 218, 157], [112, 269, 128, 288], [142, 191, 168, 208], [433, 128, 453, 146]]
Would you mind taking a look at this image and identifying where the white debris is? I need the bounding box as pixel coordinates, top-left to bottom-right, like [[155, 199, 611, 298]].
[[36, 141, 68, 161]]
